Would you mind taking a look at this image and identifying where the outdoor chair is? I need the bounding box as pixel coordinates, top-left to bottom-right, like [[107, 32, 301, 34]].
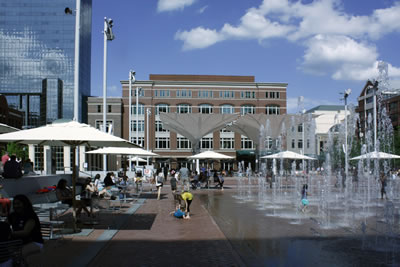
[[0, 239, 23, 267]]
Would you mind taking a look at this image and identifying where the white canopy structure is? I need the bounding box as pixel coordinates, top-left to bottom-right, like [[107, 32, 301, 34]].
[[160, 113, 240, 151], [262, 150, 316, 160], [188, 150, 234, 160], [86, 147, 158, 157], [350, 151, 400, 160]]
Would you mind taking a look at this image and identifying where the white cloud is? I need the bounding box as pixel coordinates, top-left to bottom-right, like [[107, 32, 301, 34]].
[[197, 5, 208, 14], [175, 27, 224, 50], [157, 0, 196, 12], [301, 35, 378, 76], [221, 9, 294, 40]]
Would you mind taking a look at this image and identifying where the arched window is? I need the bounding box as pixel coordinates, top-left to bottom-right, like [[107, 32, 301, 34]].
[[220, 104, 234, 114], [266, 105, 280, 115], [199, 104, 213, 114], [155, 104, 170, 115], [241, 105, 255, 115], [177, 104, 192, 114]]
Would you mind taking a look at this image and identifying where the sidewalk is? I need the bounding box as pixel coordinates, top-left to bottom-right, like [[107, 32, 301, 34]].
[[33, 181, 245, 267]]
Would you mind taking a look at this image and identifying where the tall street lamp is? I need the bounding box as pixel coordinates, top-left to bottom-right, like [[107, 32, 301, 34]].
[[146, 108, 151, 165], [128, 70, 136, 143], [342, 88, 351, 180], [135, 87, 142, 168], [65, 2, 80, 121], [102, 17, 114, 172]]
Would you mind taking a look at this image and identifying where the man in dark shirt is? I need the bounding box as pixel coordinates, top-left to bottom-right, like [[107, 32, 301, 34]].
[[3, 155, 22, 178]]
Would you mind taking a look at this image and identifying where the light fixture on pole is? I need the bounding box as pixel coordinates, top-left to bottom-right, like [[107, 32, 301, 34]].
[[146, 108, 151, 165], [102, 17, 114, 173], [128, 70, 136, 143], [65, 3, 80, 121], [135, 87, 142, 167], [342, 88, 351, 180], [128, 70, 135, 172]]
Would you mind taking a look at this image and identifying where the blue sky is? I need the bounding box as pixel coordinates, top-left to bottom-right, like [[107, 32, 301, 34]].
[[91, 0, 400, 113]]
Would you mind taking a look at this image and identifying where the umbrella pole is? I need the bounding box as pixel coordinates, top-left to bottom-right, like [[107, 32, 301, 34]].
[[71, 145, 78, 232]]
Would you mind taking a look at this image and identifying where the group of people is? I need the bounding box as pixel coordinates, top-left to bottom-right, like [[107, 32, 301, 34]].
[[1, 151, 35, 179]]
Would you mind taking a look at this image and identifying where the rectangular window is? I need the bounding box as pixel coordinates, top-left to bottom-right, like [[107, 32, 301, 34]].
[[241, 106, 255, 115], [241, 137, 254, 149], [54, 146, 64, 171], [298, 124, 303, 133], [220, 137, 234, 149], [108, 105, 112, 113], [131, 120, 145, 132], [241, 91, 256, 99], [307, 139, 310, 149], [155, 137, 170, 149], [177, 90, 192, 98], [97, 105, 101, 112], [34, 145, 44, 171], [264, 137, 273, 149], [155, 121, 168, 132], [298, 139, 303, 149], [200, 137, 213, 149], [219, 91, 234, 98], [131, 137, 144, 147], [291, 139, 295, 148], [267, 92, 280, 99], [177, 137, 192, 149], [198, 91, 213, 98], [155, 90, 170, 97]]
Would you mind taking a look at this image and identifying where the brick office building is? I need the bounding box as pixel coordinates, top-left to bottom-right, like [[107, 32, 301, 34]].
[[119, 74, 288, 169]]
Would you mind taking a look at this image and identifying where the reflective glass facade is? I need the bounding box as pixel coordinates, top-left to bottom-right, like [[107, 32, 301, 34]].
[[0, 0, 92, 126]]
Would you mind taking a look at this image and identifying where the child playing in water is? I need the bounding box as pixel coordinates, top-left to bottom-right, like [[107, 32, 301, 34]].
[[301, 184, 309, 213]]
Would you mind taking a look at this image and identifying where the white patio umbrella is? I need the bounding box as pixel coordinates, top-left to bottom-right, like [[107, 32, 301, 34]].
[[188, 151, 234, 174], [261, 150, 316, 160], [0, 120, 137, 230], [128, 156, 147, 163], [350, 151, 400, 160], [86, 147, 158, 157], [188, 150, 234, 160]]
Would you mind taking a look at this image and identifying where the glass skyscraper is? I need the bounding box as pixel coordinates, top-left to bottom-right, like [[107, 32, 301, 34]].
[[0, 0, 92, 127]]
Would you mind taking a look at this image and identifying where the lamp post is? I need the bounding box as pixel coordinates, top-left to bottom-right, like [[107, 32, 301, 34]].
[[135, 87, 142, 167], [128, 70, 136, 171], [146, 108, 151, 165], [102, 17, 114, 173], [128, 70, 136, 143], [135, 87, 142, 146], [343, 88, 351, 180], [65, 3, 80, 121]]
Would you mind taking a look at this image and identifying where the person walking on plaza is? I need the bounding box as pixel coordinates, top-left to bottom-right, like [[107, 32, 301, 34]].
[[179, 165, 190, 187], [179, 188, 193, 219], [170, 172, 178, 194], [155, 168, 164, 200]]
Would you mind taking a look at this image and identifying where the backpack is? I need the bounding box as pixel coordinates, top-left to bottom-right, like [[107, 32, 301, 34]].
[[157, 173, 164, 183]]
